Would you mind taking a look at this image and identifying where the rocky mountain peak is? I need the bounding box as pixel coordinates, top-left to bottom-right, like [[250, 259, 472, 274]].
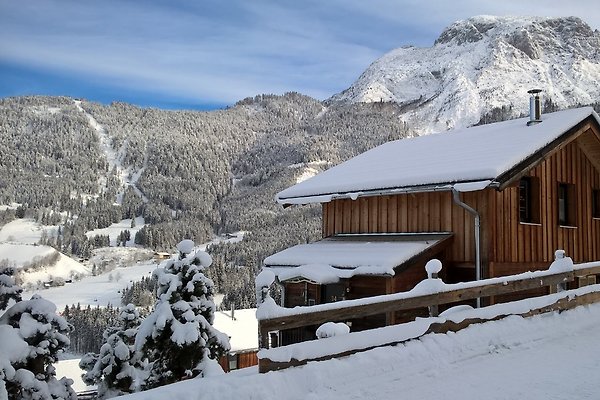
[[331, 15, 600, 133]]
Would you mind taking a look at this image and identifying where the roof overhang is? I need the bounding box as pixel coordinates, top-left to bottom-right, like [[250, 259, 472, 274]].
[[276, 108, 600, 206], [264, 233, 454, 284], [496, 116, 600, 190], [278, 180, 493, 207]]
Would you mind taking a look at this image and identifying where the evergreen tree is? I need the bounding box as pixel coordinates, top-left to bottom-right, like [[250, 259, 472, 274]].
[[135, 240, 230, 390], [63, 304, 121, 354], [80, 304, 146, 398], [0, 265, 22, 310], [0, 295, 75, 399], [117, 230, 131, 247]]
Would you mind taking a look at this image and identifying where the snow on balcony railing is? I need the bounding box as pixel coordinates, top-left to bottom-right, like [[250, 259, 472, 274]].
[[256, 251, 600, 363]]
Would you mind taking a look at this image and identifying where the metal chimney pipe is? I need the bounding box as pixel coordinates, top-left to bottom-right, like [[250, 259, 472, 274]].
[[527, 89, 542, 126]]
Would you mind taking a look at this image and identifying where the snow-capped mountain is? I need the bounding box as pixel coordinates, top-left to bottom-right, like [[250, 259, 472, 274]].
[[330, 16, 600, 133]]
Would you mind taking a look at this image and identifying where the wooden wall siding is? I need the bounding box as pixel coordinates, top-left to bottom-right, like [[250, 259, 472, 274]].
[[322, 128, 600, 270], [219, 351, 259, 372], [323, 129, 600, 274], [491, 136, 600, 264], [393, 262, 428, 293], [347, 276, 388, 300], [237, 351, 259, 369], [323, 191, 486, 264], [284, 282, 321, 307]]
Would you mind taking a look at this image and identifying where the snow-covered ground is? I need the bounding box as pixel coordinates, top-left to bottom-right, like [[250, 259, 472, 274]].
[[0, 218, 57, 244], [197, 231, 247, 251], [7, 215, 597, 399], [55, 357, 94, 393], [120, 301, 600, 400], [0, 218, 88, 286], [32, 254, 157, 310], [0, 243, 55, 266], [0, 203, 20, 212], [85, 216, 146, 247], [213, 309, 257, 352]]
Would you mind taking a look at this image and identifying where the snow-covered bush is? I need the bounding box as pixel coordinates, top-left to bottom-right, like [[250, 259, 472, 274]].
[[0, 295, 75, 399], [135, 240, 230, 390], [80, 304, 146, 398]]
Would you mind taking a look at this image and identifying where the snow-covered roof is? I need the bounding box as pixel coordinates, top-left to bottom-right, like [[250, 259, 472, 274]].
[[277, 107, 600, 205], [263, 234, 452, 284], [213, 309, 258, 352]]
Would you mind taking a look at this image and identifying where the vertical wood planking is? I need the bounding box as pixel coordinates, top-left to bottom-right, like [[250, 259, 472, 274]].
[[319, 129, 600, 270], [322, 203, 328, 237], [398, 194, 408, 231], [379, 196, 388, 233], [351, 200, 360, 233], [327, 203, 335, 237], [389, 196, 398, 232], [342, 200, 351, 233], [430, 193, 441, 232], [540, 161, 548, 261], [334, 201, 343, 234], [360, 198, 369, 233], [496, 191, 504, 263], [368, 197, 378, 232]]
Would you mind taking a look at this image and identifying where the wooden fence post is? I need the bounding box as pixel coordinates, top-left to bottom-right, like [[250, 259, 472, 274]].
[[425, 259, 443, 317], [550, 250, 572, 292], [259, 322, 269, 350]]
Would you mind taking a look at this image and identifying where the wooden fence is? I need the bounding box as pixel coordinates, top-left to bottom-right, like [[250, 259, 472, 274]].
[[257, 261, 600, 373]]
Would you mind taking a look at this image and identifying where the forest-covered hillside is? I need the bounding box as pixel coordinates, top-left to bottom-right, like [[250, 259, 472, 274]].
[[0, 94, 411, 307], [3, 92, 598, 308]]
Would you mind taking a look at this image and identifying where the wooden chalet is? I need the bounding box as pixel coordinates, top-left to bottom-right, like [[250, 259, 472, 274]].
[[264, 105, 600, 344]]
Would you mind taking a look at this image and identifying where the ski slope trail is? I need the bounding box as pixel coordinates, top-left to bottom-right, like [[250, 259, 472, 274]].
[[123, 302, 600, 400], [73, 100, 148, 204]]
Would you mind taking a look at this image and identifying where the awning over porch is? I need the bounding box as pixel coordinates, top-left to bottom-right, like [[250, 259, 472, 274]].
[[263, 233, 453, 284]]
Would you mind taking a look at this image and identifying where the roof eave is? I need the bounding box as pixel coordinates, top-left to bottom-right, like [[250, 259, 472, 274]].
[[277, 180, 493, 206], [265, 233, 454, 283]]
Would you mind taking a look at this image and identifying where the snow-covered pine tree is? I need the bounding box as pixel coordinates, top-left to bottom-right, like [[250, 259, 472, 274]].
[[0, 265, 23, 399], [0, 265, 22, 310], [135, 240, 230, 390], [0, 295, 76, 400], [80, 304, 146, 398]]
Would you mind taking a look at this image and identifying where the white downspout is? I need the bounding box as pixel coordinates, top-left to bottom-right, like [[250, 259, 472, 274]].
[[451, 188, 482, 308]]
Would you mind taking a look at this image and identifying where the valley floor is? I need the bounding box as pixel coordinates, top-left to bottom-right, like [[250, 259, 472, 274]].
[[122, 301, 600, 400]]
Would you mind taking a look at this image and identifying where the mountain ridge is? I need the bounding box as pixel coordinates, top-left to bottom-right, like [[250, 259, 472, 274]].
[[330, 15, 600, 132]]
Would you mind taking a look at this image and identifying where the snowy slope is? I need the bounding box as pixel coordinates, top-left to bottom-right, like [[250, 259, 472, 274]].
[[0, 243, 55, 266], [33, 255, 156, 310], [0, 218, 89, 285], [16, 248, 89, 285], [0, 218, 58, 244], [85, 216, 146, 246], [331, 16, 600, 133], [73, 99, 149, 205], [120, 301, 600, 400]]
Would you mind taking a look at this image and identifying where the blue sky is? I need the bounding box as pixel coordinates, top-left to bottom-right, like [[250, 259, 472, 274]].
[[1, 0, 599, 110]]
